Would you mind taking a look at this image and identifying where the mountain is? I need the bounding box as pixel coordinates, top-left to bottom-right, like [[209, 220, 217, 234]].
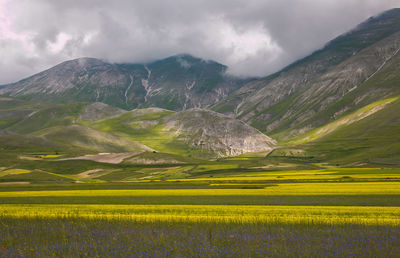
[[0, 54, 248, 110], [211, 8, 400, 166], [0, 98, 275, 158], [213, 8, 400, 140], [2, 9, 400, 167]]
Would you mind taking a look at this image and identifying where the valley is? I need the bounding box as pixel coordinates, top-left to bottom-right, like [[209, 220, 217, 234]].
[[0, 7, 400, 257]]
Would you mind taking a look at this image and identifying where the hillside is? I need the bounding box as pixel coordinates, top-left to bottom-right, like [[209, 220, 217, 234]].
[[214, 9, 400, 140], [296, 96, 400, 166], [90, 108, 276, 158], [0, 98, 275, 159], [163, 109, 276, 156], [0, 55, 248, 110]]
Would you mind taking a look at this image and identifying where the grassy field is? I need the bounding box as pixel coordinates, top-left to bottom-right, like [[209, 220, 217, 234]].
[[0, 167, 399, 256], [0, 148, 399, 256]]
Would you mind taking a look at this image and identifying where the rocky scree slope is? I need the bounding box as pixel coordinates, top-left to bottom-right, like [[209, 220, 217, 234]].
[[162, 109, 276, 157]]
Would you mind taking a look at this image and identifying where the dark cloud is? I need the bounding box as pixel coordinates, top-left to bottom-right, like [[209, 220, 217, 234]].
[[0, 0, 399, 83]]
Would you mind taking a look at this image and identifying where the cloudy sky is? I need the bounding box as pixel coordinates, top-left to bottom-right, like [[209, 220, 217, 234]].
[[0, 0, 399, 84]]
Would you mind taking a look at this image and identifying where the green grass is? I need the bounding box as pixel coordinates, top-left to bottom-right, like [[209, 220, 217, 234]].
[[264, 96, 400, 166], [0, 171, 74, 184], [90, 110, 194, 155], [7, 102, 86, 134], [288, 96, 399, 145], [0, 180, 399, 207], [96, 169, 145, 181], [300, 98, 400, 165]]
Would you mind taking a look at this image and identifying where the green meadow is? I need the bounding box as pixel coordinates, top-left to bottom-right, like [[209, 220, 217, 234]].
[[1, 98, 400, 256]]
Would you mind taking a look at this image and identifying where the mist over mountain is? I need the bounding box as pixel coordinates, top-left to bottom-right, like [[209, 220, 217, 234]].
[[1, 8, 400, 165], [214, 8, 400, 137], [0, 54, 248, 110]]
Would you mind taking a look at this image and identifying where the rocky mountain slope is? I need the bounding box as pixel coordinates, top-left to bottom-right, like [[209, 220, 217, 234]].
[[90, 107, 276, 158], [0, 54, 248, 110], [162, 109, 276, 157], [213, 8, 400, 141]]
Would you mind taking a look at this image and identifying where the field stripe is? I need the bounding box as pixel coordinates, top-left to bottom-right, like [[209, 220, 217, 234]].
[[0, 204, 399, 226], [0, 182, 399, 196]]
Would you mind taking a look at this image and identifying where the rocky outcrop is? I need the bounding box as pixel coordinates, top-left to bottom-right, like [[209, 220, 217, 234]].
[[77, 102, 127, 121], [163, 109, 276, 157]]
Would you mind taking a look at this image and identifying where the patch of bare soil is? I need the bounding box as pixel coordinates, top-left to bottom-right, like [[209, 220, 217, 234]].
[[62, 152, 143, 164], [77, 169, 108, 178], [127, 157, 184, 165]]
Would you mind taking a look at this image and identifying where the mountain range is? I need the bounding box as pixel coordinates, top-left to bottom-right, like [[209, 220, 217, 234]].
[[1, 8, 400, 167], [0, 54, 248, 110]]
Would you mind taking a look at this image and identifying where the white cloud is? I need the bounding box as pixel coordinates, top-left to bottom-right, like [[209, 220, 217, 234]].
[[48, 33, 72, 53], [0, 0, 399, 84]]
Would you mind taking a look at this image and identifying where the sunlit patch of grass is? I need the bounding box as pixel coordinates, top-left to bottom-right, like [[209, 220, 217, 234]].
[[287, 96, 399, 145], [19, 153, 63, 161], [39, 154, 62, 159], [0, 169, 31, 177], [0, 171, 74, 184], [89, 109, 195, 156]]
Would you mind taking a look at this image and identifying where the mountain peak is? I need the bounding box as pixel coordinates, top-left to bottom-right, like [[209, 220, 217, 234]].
[[150, 53, 225, 69], [0, 54, 245, 110], [57, 57, 108, 68], [376, 8, 400, 18], [325, 8, 400, 50]]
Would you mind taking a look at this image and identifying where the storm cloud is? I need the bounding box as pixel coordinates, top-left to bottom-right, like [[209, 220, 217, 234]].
[[0, 0, 399, 84]]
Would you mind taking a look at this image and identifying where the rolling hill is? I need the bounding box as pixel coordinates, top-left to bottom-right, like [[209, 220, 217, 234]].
[[0, 98, 275, 159]]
